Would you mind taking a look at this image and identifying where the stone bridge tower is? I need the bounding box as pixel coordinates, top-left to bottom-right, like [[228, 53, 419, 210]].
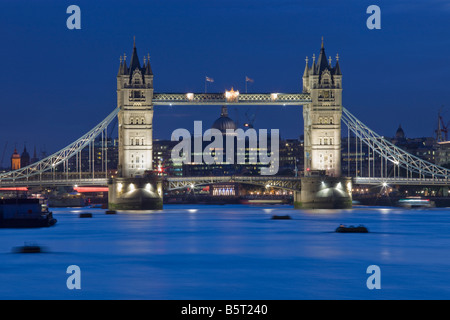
[[109, 40, 163, 210], [297, 39, 351, 209], [117, 40, 154, 178], [302, 39, 342, 177]]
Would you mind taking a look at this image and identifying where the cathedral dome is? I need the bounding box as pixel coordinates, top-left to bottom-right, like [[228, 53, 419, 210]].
[[395, 125, 405, 140], [212, 106, 237, 133]]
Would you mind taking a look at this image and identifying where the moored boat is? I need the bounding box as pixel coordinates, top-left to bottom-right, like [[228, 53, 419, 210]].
[[0, 198, 57, 228]]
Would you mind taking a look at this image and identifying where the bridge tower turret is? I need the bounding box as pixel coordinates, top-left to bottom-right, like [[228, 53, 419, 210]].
[[302, 38, 342, 177], [117, 39, 154, 178]]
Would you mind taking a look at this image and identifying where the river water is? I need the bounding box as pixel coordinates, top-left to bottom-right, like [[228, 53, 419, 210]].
[[1, 204, 450, 300]]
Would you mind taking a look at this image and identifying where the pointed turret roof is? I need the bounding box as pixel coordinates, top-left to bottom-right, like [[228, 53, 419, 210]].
[[311, 54, 316, 75], [128, 37, 141, 75], [303, 57, 309, 78], [316, 37, 329, 74], [144, 53, 153, 75], [117, 56, 124, 76], [334, 58, 341, 75]]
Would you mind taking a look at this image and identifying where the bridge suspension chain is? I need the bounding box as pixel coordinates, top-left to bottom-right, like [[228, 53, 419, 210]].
[[0, 108, 120, 182], [342, 107, 450, 180]]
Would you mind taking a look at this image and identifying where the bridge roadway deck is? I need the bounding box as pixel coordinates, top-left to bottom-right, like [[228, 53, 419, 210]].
[[1, 175, 450, 189], [353, 177, 450, 186]]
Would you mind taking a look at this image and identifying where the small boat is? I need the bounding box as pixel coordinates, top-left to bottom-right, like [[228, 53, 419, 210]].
[[79, 213, 93, 218], [271, 215, 292, 220], [105, 210, 117, 215], [397, 197, 435, 209], [14, 245, 42, 253], [0, 198, 57, 228], [335, 224, 368, 233]]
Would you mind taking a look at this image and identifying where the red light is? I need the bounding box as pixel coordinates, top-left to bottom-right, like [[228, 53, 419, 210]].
[[74, 187, 108, 193], [0, 187, 28, 191]]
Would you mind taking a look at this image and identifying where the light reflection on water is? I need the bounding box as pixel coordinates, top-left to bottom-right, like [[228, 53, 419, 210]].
[[1, 204, 450, 299]]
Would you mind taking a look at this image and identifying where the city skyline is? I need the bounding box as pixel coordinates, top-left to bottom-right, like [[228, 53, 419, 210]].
[[1, 1, 450, 156]]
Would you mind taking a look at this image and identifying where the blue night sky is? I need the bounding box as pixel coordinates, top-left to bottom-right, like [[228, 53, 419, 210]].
[[1, 0, 449, 160]]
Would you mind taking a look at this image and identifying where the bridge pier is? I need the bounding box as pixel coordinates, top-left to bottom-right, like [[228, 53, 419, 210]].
[[296, 176, 352, 209], [108, 176, 163, 210]]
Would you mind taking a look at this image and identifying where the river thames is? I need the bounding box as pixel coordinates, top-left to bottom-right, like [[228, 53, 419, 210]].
[[1, 204, 450, 299]]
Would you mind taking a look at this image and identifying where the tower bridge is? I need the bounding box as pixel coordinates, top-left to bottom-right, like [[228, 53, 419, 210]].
[[1, 39, 450, 209]]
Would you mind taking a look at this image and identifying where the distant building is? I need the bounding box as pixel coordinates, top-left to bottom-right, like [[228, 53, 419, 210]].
[[153, 139, 182, 176], [182, 105, 277, 176], [21, 146, 30, 168], [436, 141, 450, 167], [391, 124, 436, 164], [278, 138, 304, 176], [11, 148, 20, 170], [65, 137, 119, 174]]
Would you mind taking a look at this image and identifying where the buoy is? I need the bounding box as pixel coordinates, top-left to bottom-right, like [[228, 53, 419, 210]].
[[335, 225, 369, 233], [271, 215, 292, 220], [79, 213, 93, 218], [13, 245, 42, 253]]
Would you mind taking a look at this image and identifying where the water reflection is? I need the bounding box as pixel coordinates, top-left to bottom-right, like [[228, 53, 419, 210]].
[[2, 204, 450, 299]]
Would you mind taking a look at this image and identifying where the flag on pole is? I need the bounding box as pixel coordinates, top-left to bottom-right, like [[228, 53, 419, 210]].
[[206, 76, 214, 82], [245, 76, 254, 83]]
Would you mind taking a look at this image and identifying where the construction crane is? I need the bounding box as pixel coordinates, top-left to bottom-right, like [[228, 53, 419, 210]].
[[1, 142, 7, 169], [244, 107, 259, 129], [436, 106, 449, 142]]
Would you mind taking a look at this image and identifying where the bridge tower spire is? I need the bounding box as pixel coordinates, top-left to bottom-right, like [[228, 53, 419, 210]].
[[116, 39, 154, 178], [302, 39, 343, 177]]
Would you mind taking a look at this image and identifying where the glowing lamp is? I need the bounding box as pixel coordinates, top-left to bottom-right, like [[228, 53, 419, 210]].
[[225, 88, 239, 102]]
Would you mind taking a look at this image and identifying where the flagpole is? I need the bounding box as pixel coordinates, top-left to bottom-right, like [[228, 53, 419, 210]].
[[245, 78, 247, 94], [205, 77, 207, 94]]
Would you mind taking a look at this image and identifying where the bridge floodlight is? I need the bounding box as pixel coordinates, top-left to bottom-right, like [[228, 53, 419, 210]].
[[382, 182, 388, 187]]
